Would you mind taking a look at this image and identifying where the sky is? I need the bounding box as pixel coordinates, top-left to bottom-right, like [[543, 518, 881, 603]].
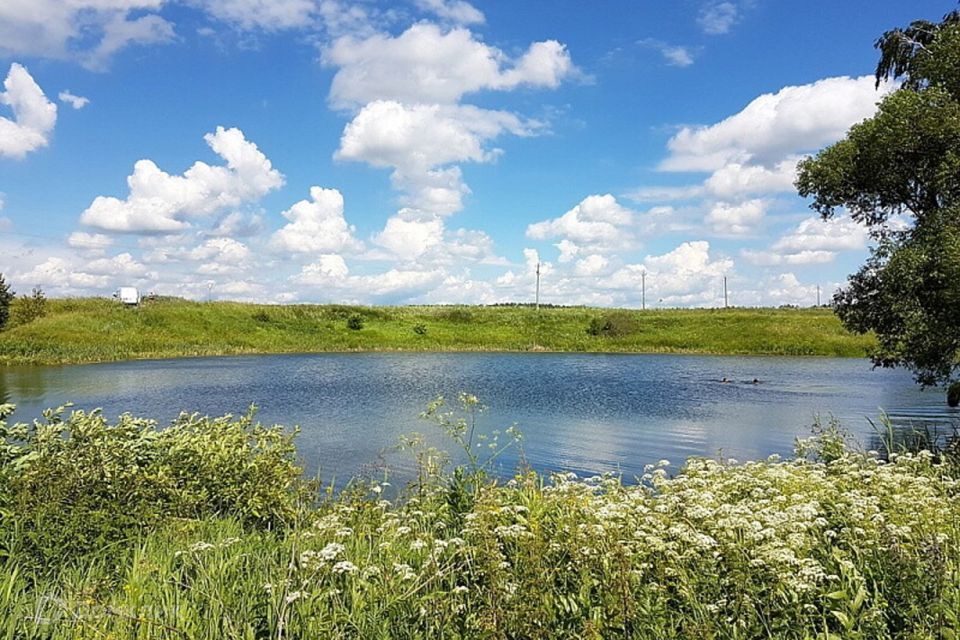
[[0, 0, 952, 307]]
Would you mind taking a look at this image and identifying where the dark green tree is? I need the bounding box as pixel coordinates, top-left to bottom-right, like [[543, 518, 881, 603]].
[[796, 10, 960, 390], [0, 273, 13, 331]]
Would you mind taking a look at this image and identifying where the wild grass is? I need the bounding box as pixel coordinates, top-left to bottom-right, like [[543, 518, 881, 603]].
[[1, 399, 959, 638], [0, 297, 874, 365]]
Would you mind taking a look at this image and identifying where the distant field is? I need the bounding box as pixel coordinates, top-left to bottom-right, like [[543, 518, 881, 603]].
[[0, 297, 875, 365]]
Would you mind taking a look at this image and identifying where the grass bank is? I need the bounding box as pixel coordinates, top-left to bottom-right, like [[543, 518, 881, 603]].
[[1, 401, 958, 639], [0, 297, 874, 365]]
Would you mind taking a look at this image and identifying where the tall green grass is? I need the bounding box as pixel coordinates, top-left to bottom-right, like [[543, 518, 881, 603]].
[[0, 297, 874, 365], [1, 400, 958, 638]]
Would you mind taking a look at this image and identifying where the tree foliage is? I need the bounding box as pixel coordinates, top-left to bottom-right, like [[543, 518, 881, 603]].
[[0, 274, 13, 331], [796, 10, 960, 387]]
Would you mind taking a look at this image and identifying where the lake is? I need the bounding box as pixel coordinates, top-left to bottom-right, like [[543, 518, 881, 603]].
[[1, 353, 956, 482]]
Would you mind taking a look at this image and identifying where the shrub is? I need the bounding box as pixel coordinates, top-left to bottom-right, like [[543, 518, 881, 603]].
[[413, 323, 428, 335], [0, 273, 13, 330], [948, 381, 960, 407], [11, 287, 46, 326], [0, 404, 302, 567], [346, 313, 364, 330], [252, 309, 272, 323], [586, 311, 637, 337]]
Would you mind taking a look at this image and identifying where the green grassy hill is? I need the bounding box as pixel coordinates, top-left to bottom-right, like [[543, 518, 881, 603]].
[[0, 297, 874, 365]]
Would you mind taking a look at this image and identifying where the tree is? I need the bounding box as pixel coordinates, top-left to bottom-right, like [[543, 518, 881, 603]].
[[796, 10, 960, 390], [0, 274, 13, 331]]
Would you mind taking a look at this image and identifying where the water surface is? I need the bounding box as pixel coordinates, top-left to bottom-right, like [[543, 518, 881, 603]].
[[2, 353, 956, 481]]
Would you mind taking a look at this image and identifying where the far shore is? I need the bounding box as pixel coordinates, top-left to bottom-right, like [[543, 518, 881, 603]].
[[0, 297, 874, 367]]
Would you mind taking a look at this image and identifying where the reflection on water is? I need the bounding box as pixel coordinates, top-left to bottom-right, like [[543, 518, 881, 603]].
[[1, 353, 956, 481]]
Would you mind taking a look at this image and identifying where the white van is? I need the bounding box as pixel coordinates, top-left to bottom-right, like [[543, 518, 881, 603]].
[[116, 287, 140, 306]]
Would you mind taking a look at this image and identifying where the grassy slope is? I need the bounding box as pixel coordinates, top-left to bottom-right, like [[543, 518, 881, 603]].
[[0, 297, 875, 365]]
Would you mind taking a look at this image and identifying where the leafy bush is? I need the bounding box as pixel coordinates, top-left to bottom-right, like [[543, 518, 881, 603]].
[[586, 311, 638, 337], [11, 287, 46, 326], [413, 323, 428, 335], [251, 309, 272, 323], [948, 381, 960, 407], [346, 313, 364, 330], [0, 404, 302, 567]]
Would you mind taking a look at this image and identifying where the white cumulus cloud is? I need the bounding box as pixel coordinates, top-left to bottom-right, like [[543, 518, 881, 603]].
[[705, 199, 766, 235], [661, 76, 894, 172], [0, 63, 57, 159], [526, 194, 635, 251], [80, 126, 284, 233], [324, 23, 574, 108], [270, 187, 363, 255]]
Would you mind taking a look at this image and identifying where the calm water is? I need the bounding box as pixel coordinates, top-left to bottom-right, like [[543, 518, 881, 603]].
[[1, 353, 956, 482]]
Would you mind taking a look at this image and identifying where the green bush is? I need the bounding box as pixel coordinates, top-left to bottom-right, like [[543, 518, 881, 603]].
[[346, 313, 364, 330], [11, 287, 46, 326], [0, 404, 302, 567], [586, 311, 638, 337], [251, 309, 272, 323], [948, 381, 960, 407], [413, 322, 428, 335]]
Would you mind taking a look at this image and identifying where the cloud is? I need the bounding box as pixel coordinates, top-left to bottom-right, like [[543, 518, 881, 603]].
[[336, 100, 534, 215], [741, 216, 869, 266], [414, 0, 485, 25], [58, 90, 89, 110], [661, 76, 894, 172], [573, 254, 609, 277], [13, 252, 156, 293], [705, 199, 766, 235], [771, 216, 869, 253], [293, 256, 444, 300], [0, 63, 57, 159], [84, 11, 175, 70], [67, 232, 114, 252], [323, 23, 574, 108], [372, 215, 445, 261], [269, 186, 363, 254], [740, 249, 835, 266], [607, 241, 733, 306], [80, 126, 284, 233], [0, 1, 174, 69], [702, 158, 799, 198], [736, 272, 826, 307], [191, 0, 319, 31], [697, 2, 739, 34], [637, 39, 695, 67], [526, 194, 635, 251]]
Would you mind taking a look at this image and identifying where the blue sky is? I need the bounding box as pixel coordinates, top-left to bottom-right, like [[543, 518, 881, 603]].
[[0, 0, 951, 306]]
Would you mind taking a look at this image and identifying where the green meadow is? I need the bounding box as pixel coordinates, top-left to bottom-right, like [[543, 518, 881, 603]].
[[0, 297, 874, 365]]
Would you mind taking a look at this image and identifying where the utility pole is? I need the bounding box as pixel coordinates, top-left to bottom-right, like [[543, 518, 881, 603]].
[[641, 270, 646, 311], [535, 262, 541, 312], [723, 276, 728, 308], [816, 284, 821, 307]]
